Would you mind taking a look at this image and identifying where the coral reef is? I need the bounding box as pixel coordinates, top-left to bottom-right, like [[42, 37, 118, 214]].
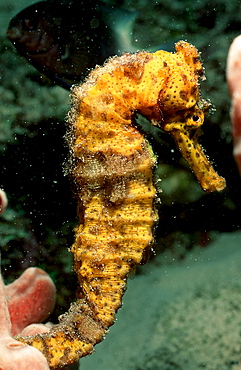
[[0, 267, 56, 369], [0, 193, 55, 368], [226, 35, 241, 174], [6, 267, 56, 336], [0, 189, 7, 214]]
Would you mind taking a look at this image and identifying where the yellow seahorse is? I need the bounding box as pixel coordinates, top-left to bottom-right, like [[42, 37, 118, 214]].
[[15, 41, 226, 369]]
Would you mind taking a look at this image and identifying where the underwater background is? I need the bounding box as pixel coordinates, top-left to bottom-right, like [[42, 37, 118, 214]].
[[1, 0, 241, 369]]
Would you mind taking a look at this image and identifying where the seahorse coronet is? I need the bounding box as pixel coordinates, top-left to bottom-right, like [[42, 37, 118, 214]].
[[15, 41, 225, 369]]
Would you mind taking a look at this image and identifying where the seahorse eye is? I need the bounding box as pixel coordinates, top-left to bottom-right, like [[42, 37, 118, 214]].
[[22, 17, 38, 31], [192, 115, 200, 122]]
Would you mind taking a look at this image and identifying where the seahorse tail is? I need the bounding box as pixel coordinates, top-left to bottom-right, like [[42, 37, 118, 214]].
[[15, 299, 106, 369]]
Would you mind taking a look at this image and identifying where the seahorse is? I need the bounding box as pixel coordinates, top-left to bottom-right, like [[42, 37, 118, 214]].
[[15, 41, 226, 369]]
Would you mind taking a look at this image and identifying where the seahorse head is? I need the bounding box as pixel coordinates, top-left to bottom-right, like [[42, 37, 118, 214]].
[[154, 41, 226, 192]]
